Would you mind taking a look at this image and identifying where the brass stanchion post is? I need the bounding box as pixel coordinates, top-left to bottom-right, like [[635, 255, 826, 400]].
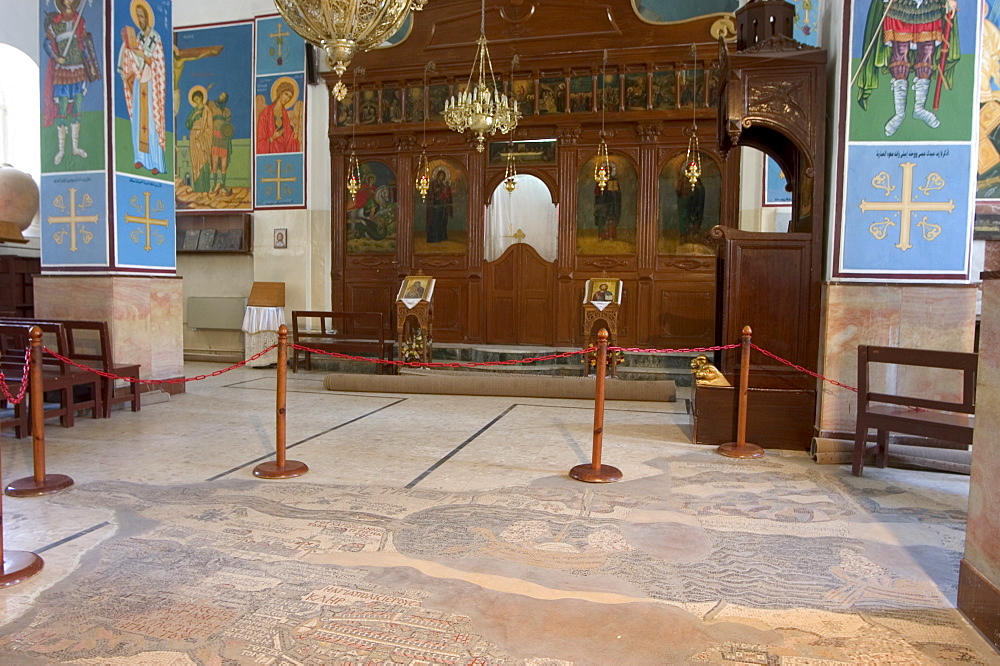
[[570, 329, 623, 483], [0, 439, 44, 586], [718, 325, 765, 459], [6, 327, 74, 497], [254, 325, 308, 479]]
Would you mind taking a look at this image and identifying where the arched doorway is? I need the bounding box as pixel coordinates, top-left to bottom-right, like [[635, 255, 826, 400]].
[[484, 174, 557, 344]]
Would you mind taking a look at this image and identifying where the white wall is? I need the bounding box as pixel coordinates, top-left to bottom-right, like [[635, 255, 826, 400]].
[[737, 147, 791, 233], [174, 0, 333, 355], [0, 3, 40, 64], [0, 5, 42, 256]]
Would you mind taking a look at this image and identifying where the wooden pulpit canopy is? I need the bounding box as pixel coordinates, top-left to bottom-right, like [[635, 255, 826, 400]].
[[712, 0, 827, 439]]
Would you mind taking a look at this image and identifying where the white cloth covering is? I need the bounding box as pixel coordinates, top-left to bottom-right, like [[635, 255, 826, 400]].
[[242, 306, 285, 334], [242, 306, 286, 367], [485, 175, 558, 262]]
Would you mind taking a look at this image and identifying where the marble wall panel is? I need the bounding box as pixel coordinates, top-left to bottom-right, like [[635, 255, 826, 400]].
[[966, 278, 1000, 585], [34, 276, 184, 381], [818, 283, 978, 435]]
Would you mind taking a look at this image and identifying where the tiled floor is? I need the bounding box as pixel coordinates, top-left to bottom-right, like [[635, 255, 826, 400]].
[[0, 363, 685, 609], [0, 362, 996, 663]]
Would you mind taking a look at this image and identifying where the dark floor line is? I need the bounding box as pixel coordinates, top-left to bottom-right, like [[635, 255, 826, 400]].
[[405, 404, 518, 489], [36, 521, 111, 554], [223, 377, 327, 389], [205, 398, 407, 481], [224, 387, 345, 396]]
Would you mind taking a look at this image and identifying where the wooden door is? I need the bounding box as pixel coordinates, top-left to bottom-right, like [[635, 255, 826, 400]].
[[484, 243, 556, 344]]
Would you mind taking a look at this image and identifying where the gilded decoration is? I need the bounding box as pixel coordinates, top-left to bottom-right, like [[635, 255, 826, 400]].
[[747, 77, 810, 136], [690, 354, 731, 386]]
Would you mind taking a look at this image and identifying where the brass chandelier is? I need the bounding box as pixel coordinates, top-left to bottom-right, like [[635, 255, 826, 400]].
[[683, 44, 702, 188], [273, 0, 428, 100], [415, 63, 433, 200], [442, 0, 519, 152]]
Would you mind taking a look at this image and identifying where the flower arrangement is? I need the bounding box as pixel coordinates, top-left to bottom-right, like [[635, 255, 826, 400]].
[[401, 329, 430, 362]]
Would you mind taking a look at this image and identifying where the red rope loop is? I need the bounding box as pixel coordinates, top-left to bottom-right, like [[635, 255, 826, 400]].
[[750, 343, 858, 392], [0, 346, 31, 405], [41, 345, 279, 384]]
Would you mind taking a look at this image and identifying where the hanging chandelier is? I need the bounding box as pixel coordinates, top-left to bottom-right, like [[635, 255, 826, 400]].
[[273, 0, 428, 100], [415, 62, 433, 200], [594, 50, 611, 192], [347, 69, 362, 196], [503, 140, 518, 193], [442, 0, 519, 152], [595, 139, 610, 191], [683, 44, 702, 188], [502, 59, 519, 193], [347, 151, 361, 196]]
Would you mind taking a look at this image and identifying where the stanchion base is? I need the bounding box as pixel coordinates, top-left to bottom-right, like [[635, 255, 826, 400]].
[[253, 460, 309, 479], [717, 442, 766, 459], [569, 463, 623, 483], [0, 550, 44, 587], [5, 473, 75, 497]]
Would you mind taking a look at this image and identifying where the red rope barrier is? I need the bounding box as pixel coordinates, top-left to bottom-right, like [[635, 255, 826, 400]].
[[287, 343, 597, 368], [0, 347, 31, 405], [41, 345, 278, 385], [611, 344, 741, 354], [750, 344, 858, 393], [2, 341, 858, 395]]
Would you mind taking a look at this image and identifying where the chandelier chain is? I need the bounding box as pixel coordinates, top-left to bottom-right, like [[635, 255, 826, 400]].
[[442, 0, 520, 151], [594, 49, 611, 192]]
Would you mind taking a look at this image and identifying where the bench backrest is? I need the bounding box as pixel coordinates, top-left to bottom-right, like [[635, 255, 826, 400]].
[[60, 320, 113, 371], [858, 345, 977, 414], [291, 311, 386, 344], [0, 321, 72, 376]]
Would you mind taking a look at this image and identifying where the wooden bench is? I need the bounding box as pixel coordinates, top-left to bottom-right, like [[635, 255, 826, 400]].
[[0, 322, 102, 436], [290, 311, 395, 374], [2, 317, 142, 418], [852, 345, 977, 477], [61, 320, 141, 417]]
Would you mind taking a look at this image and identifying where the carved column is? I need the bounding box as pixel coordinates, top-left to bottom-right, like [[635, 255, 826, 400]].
[[330, 136, 348, 310], [467, 136, 487, 270], [556, 125, 582, 276], [636, 122, 662, 275], [394, 133, 418, 273]]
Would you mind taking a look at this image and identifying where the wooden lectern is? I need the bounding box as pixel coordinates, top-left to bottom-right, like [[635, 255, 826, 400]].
[[243, 282, 286, 367], [396, 276, 434, 365], [583, 302, 621, 377]]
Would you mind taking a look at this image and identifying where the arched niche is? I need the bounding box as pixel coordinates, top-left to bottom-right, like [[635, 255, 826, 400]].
[[729, 123, 813, 233], [485, 174, 557, 262], [485, 169, 559, 206], [345, 159, 398, 254], [658, 150, 721, 256], [576, 153, 638, 255], [733, 146, 796, 233], [413, 157, 468, 255]]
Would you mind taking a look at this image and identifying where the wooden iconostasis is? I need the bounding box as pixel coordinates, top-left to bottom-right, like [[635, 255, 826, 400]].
[[326, 2, 746, 347]]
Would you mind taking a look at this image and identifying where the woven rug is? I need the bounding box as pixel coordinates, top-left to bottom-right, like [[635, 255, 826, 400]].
[[0, 453, 993, 664]]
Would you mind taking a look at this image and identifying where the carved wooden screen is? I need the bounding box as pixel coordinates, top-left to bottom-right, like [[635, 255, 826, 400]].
[[328, 1, 742, 346]]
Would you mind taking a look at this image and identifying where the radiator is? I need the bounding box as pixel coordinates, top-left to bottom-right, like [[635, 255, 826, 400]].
[[187, 297, 247, 330]]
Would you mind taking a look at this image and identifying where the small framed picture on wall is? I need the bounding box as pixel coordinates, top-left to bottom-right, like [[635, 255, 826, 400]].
[[274, 228, 288, 249]]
